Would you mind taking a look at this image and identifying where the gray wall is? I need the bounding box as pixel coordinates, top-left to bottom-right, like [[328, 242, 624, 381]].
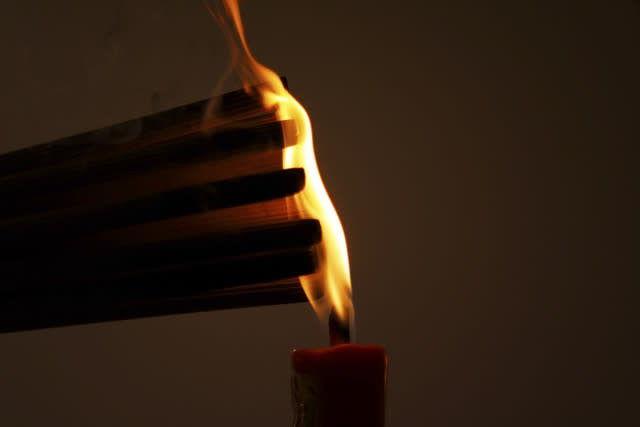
[[0, 1, 637, 426]]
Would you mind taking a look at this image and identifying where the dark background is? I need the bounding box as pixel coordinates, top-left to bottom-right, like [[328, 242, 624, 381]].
[[0, 1, 637, 425]]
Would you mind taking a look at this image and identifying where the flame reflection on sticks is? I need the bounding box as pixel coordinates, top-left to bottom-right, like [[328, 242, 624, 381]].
[[206, 0, 353, 327]]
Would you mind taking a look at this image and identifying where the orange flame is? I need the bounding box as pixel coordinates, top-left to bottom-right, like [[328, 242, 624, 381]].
[[207, 0, 353, 325]]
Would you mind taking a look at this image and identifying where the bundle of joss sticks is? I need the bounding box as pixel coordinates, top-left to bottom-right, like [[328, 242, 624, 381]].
[[0, 80, 321, 333]]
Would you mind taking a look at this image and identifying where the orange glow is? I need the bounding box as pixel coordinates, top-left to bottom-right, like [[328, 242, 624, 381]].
[[208, 0, 353, 324]]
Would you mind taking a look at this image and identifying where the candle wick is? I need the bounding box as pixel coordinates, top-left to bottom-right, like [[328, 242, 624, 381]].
[[329, 309, 351, 346]]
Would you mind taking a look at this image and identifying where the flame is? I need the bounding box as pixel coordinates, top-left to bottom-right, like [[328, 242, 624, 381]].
[[207, 0, 353, 325]]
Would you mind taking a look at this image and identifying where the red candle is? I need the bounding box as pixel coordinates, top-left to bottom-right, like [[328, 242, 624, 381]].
[[291, 344, 388, 427]]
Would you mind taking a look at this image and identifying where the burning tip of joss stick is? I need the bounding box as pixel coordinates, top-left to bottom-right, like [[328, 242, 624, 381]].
[[329, 308, 351, 346]]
